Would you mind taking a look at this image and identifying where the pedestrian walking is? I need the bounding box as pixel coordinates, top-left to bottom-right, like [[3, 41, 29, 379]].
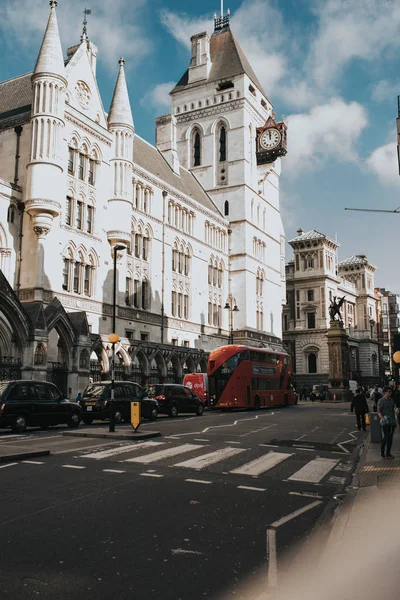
[[392, 384, 400, 427], [351, 388, 369, 431], [371, 386, 382, 412], [75, 392, 83, 403], [377, 387, 397, 459], [300, 386, 306, 402]]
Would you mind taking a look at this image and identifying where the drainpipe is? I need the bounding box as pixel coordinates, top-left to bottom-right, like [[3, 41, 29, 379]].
[[13, 126, 23, 186], [161, 191, 167, 344], [14, 126, 24, 294]]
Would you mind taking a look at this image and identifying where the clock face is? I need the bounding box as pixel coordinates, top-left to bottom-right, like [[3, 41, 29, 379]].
[[260, 128, 281, 150]]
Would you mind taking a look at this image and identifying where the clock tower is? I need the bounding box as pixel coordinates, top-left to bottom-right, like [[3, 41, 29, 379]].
[[166, 10, 288, 342]]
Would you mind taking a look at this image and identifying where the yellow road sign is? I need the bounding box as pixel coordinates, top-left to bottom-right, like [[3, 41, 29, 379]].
[[131, 402, 141, 431]]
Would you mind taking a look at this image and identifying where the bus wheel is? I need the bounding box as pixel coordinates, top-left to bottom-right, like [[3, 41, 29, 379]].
[[284, 394, 289, 407], [254, 396, 260, 410]]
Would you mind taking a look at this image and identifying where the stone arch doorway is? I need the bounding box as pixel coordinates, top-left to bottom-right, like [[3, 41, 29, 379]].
[[183, 355, 196, 376], [308, 352, 317, 374], [46, 326, 71, 396], [149, 353, 165, 384], [130, 349, 148, 386], [197, 356, 208, 373], [166, 354, 182, 384]]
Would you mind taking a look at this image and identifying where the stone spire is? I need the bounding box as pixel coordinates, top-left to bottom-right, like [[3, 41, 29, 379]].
[[34, 1, 65, 78], [108, 58, 134, 130]]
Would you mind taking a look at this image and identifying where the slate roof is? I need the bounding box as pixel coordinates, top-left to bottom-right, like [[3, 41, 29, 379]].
[[289, 230, 338, 245], [339, 255, 368, 266], [133, 135, 221, 215], [171, 27, 267, 97], [0, 73, 32, 117]]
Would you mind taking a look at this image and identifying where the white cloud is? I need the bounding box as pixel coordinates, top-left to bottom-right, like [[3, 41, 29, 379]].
[[285, 99, 368, 173], [160, 10, 211, 50], [366, 142, 400, 187], [140, 82, 175, 114], [372, 80, 400, 103], [0, 0, 151, 73]]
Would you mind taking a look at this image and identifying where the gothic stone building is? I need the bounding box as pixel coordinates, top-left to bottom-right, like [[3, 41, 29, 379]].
[[0, 3, 287, 398], [283, 229, 380, 389]]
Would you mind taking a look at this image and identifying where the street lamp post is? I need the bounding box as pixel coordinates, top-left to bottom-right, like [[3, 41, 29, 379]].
[[224, 296, 239, 345], [109, 244, 126, 433]]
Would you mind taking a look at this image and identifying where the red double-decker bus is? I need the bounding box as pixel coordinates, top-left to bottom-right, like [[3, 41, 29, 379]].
[[208, 345, 296, 409]]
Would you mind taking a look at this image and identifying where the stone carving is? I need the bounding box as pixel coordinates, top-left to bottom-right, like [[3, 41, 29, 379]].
[[33, 226, 50, 238], [329, 296, 346, 322], [75, 81, 91, 109]]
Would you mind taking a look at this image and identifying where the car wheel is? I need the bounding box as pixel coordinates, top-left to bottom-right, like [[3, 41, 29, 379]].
[[114, 411, 123, 424], [11, 414, 28, 434], [82, 417, 94, 425], [169, 405, 178, 418], [196, 404, 204, 416], [67, 412, 81, 428], [150, 407, 158, 421]]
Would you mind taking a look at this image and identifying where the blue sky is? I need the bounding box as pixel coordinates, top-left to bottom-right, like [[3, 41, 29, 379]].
[[0, 0, 399, 291]]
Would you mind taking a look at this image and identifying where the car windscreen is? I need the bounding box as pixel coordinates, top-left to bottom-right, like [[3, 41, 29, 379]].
[[83, 384, 108, 398]]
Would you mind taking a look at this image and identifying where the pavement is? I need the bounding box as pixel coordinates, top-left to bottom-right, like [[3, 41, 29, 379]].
[[254, 419, 400, 600]]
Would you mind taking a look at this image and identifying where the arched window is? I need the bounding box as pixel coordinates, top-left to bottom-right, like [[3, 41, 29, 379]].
[[308, 353, 317, 374], [219, 126, 226, 162], [193, 130, 201, 167], [34, 343, 46, 366], [208, 261, 213, 284], [224, 200, 229, 216], [79, 349, 89, 369], [172, 247, 178, 272]]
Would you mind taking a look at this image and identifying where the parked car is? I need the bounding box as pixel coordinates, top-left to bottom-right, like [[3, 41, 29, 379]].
[[79, 381, 158, 424], [145, 384, 204, 417], [311, 385, 329, 401], [0, 380, 82, 433]]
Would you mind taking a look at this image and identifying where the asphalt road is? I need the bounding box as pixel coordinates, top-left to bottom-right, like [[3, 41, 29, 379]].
[[0, 402, 364, 599]]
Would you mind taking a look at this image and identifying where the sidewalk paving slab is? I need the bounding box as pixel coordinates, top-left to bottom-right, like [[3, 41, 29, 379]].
[[62, 430, 161, 441]]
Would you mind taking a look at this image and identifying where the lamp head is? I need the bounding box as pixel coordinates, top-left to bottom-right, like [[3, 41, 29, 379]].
[[224, 302, 230, 310], [233, 305, 239, 312]]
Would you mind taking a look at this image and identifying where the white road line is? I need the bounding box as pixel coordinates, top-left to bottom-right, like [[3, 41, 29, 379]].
[[293, 447, 314, 452], [22, 461, 45, 465], [238, 485, 266, 492], [103, 469, 126, 474], [295, 434, 307, 440], [225, 441, 241, 444], [125, 443, 203, 464], [174, 446, 246, 469], [164, 436, 181, 439], [266, 528, 278, 587], [193, 439, 209, 442], [185, 479, 212, 485], [289, 491, 323, 499], [140, 473, 163, 478], [239, 424, 277, 437], [259, 444, 278, 448], [0, 462, 18, 469], [270, 500, 323, 528], [337, 442, 351, 454], [62, 465, 86, 469], [288, 458, 340, 483], [83, 441, 164, 460], [230, 451, 293, 477]]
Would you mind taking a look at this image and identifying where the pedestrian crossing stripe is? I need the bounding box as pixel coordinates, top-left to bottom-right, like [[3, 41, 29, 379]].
[[83, 441, 163, 460], [230, 451, 293, 476], [125, 444, 204, 464], [288, 457, 340, 483], [174, 447, 246, 469]]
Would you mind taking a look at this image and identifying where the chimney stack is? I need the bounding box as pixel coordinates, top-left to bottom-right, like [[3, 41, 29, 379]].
[[156, 114, 180, 175]]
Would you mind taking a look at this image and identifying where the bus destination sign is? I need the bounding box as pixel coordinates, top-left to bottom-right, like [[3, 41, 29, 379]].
[[252, 365, 276, 376]]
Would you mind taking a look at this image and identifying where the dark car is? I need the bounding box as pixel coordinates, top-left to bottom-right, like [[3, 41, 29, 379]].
[[0, 380, 82, 433], [312, 385, 329, 401], [79, 381, 158, 425], [145, 384, 204, 418]]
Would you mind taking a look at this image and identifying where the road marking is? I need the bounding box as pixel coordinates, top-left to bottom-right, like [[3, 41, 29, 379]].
[[289, 491, 323, 499], [0, 462, 18, 469], [175, 446, 246, 469], [337, 442, 351, 454], [164, 436, 181, 440], [225, 440, 241, 444], [238, 485, 266, 492], [240, 424, 277, 436], [288, 458, 340, 483], [230, 451, 293, 477], [125, 444, 203, 464], [293, 447, 314, 452], [103, 469, 126, 474], [328, 475, 347, 484], [193, 439, 209, 442], [83, 441, 163, 460], [140, 473, 163, 478], [266, 528, 278, 587], [185, 478, 212, 485], [270, 500, 323, 528], [259, 444, 279, 448], [22, 461, 45, 465], [295, 434, 307, 440], [62, 465, 86, 469]]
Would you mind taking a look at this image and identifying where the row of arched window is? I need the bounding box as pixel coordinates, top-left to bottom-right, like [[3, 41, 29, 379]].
[[171, 291, 189, 320], [208, 257, 224, 288], [175, 90, 241, 114], [256, 269, 265, 296], [133, 181, 152, 214], [253, 238, 266, 262], [205, 222, 226, 251], [68, 139, 99, 185], [131, 220, 152, 261], [256, 307, 264, 331], [125, 276, 150, 310], [62, 245, 98, 297], [208, 300, 222, 327], [251, 200, 267, 231], [168, 201, 195, 235], [65, 194, 94, 234], [191, 124, 227, 168], [172, 246, 191, 276]]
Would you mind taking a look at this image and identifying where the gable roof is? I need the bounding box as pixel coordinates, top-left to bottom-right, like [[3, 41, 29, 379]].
[[289, 229, 337, 245], [339, 255, 368, 266], [133, 135, 222, 215], [0, 73, 32, 118], [171, 28, 267, 98]]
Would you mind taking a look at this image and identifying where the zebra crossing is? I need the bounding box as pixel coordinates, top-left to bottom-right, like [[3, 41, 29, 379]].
[[77, 441, 345, 485]]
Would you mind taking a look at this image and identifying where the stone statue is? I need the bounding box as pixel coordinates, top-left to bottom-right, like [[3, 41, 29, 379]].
[[329, 295, 346, 322]]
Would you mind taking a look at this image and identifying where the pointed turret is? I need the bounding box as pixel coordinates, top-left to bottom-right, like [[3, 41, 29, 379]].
[[108, 58, 134, 130], [34, 1, 65, 78]]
